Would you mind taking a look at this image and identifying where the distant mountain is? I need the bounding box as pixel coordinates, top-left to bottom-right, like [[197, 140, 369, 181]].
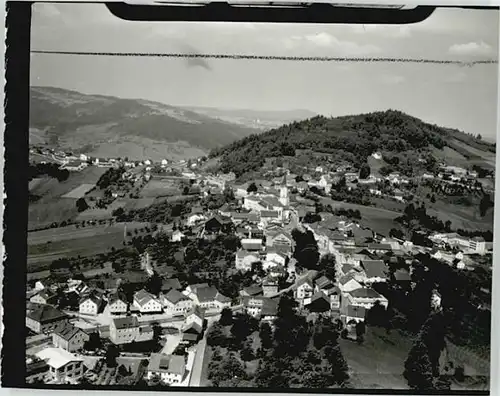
[[183, 106, 318, 131], [211, 109, 496, 178], [29, 87, 260, 161]]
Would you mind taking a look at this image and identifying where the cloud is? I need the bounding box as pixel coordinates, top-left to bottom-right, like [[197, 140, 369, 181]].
[[284, 32, 381, 56], [448, 41, 494, 57], [350, 24, 411, 38]]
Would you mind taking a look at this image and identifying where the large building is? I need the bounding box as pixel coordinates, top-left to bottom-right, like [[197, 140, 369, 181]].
[[52, 325, 90, 352], [146, 354, 186, 385], [26, 306, 69, 334], [36, 348, 85, 384]]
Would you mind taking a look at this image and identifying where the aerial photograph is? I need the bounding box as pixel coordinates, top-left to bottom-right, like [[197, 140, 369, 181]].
[[26, 3, 497, 392]]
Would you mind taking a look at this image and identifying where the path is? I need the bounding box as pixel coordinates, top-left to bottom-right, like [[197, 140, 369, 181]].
[[189, 337, 207, 387]]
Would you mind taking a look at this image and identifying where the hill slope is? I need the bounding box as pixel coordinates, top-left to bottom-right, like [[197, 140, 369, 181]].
[[211, 110, 496, 177], [184, 106, 318, 131], [29, 86, 260, 161]]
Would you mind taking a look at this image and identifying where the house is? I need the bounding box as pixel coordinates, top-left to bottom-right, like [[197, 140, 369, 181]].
[[261, 298, 279, 324], [171, 230, 185, 243], [108, 293, 128, 315], [61, 161, 88, 172], [367, 244, 392, 254], [147, 353, 186, 385], [161, 278, 182, 294], [329, 289, 341, 310], [67, 279, 89, 295], [240, 285, 263, 298], [182, 306, 205, 338], [295, 278, 314, 300], [79, 294, 103, 316], [304, 291, 331, 313], [469, 236, 486, 254], [314, 276, 336, 295], [393, 269, 411, 283], [109, 316, 140, 345], [30, 290, 57, 306], [184, 284, 231, 311], [262, 279, 279, 297], [52, 325, 90, 352], [26, 306, 69, 334], [136, 325, 154, 343], [360, 260, 389, 283], [133, 290, 163, 314], [36, 348, 85, 383], [265, 250, 288, 267], [34, 280, 50, 291], [204, 215, 233, 234], [26, 359, 49, 384], [241, 238, 264, 251], [342, 305, 366, 324], [339, 274, 363, 294], [235, 249, 261, 272], [266, 230, 294, 249], [242, 296, 279, 322], [345, 287, 389, 310], [161, 289, 193, 317]]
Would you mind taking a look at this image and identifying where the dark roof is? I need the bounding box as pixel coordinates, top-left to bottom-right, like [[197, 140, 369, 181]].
[[195, 286, 219, 303], [261, 298, 279, 316], [182, 332, 199, 341], [184, 322, 203, 334], [339, 273, 359, 285], [361, 260, 388, 279], [112, 316, 139, 330], [79, 293, 103, 306], [27, 306, 67, 323], [368, 243, 392, 251], [161, 278, 182, 291], [315, 275, 334, 289], [394, 269, 411, 281], [341, 264, 356, 274], [261, 210, 280, 218], [54, 325, 87, 341], [109, 292, 127, 305], [241, 240, 263, 251], [346, 305, 366, 318], [241, 285, 263, 296], [148, 353, 186, 377], [164, 289, 190, 304], [349, 288, 382, 299], [188, 305, 206, 320]]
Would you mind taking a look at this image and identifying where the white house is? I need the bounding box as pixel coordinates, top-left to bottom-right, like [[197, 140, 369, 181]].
[[171, 230, 185, 243], [108, 293, 128, 315], [133, 290, 163, 314], [345, 287, 389, 310], [295, 278, 314, 300], [339, 274, 363, 293], [161, 289, 193, 317], [235, 249, 261, 272], [36, 348, 85, 384], [147, 354, 186, 385], [469, 236, 486, 254], [79, 295, 103, 316]]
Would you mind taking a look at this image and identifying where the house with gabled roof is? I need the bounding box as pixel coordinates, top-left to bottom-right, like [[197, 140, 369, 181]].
[[342, 305, 366, 324], [345, 287, 388, 310], [314, 276, 336, 295], [338, 274, 363, 294], [26, 305, 69, 334], [360, 260, 389, 283], [241, 238, 264, 251], [30, 289, 57, 306], [304, 291, 331, 313], [161, 278, 182, 294], [184, 284, 231, 312], [36, 347, 85, 383], [133, 289, 163, 314], [266, 229, 294, 249], [108, 293, 128, 315], [295, 277, 314, 300], [204, 215, 233, 234], [240, 285, 263, 298], [52, 324, 89, 352], [79, 293, 104, 316], [147, 353, 186, 385], [161, 289, 193, 317], [235, 249, 261, 272]]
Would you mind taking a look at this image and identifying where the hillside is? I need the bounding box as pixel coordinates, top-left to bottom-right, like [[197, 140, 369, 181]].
[[29, 86, 260, 161], [211, 110, 496, 178], [184, 106, 318, 131]]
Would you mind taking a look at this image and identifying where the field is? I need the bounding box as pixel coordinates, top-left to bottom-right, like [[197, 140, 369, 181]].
[[139, 179, 182, 198], [447, 139, 496, 169], [75, 200, 126, 222], [28, 167, 108, 229], [62, 183, 96, 199], [339, 327, 414, 389], [27, 222, 150, 272], [123, 198, 157, 210], [321, 198, 402, 236]]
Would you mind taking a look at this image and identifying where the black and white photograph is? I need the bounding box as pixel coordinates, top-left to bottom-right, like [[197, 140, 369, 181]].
[[19, 2, 498, 392]]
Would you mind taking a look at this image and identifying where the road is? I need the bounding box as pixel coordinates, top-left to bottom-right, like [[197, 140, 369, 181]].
[[189, 337, 207, 387]]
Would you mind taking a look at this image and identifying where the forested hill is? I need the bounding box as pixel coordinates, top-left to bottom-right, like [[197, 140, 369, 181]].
[[210, 110, 495, 178]]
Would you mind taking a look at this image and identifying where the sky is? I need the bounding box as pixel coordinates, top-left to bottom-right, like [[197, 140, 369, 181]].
[[31, 3, 499, 140]]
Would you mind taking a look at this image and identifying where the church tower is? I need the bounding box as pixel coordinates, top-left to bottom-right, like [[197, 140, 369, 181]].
[[279, 186, 289, 207]]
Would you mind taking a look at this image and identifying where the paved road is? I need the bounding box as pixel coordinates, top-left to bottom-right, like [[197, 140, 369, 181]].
[[189, 337, 207, 387]]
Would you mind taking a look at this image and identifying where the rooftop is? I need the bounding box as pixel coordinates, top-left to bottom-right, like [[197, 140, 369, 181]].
[[164, 289, 190, 304], [361, 260, 389, 279], [112, 316, 139, 330], [349, 288, 383, 299], [36, 348, 83, 370], [148, 354, 186, 377], [27, 305, 67, 324], [53, 325, 85, 341]]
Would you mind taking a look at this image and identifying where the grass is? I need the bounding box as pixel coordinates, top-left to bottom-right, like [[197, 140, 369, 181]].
[[28, 199, 80, 230], [321, 197, 402, 236], [62, 183, 96, 199], [75, 200, 126, 221], [140, 179, 182, 198], [27, 222, 149, 272], [339, 326, 414, 390]]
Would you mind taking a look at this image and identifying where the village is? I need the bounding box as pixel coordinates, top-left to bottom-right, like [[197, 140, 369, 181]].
[[25, 144, 494, 387]]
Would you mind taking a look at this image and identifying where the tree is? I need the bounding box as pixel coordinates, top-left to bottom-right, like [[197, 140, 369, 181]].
[[105, 344, 120, 367], [83, 332, 102, 351], [325, 340, 350, 386], [317, 254, 336, 281], [76, 198, 89, 212], [219, 307, 233, 326], [366, 301, 388, 328], [403, 340, 434, 390], [355, 321, 366, 344], [207, 322, 226, 347], [259, 322, 274, 350], [359, 163, 371, 180], [240, 337, 255, 361], [145, 272, 162, 296], [479, 193, 493, 217]]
